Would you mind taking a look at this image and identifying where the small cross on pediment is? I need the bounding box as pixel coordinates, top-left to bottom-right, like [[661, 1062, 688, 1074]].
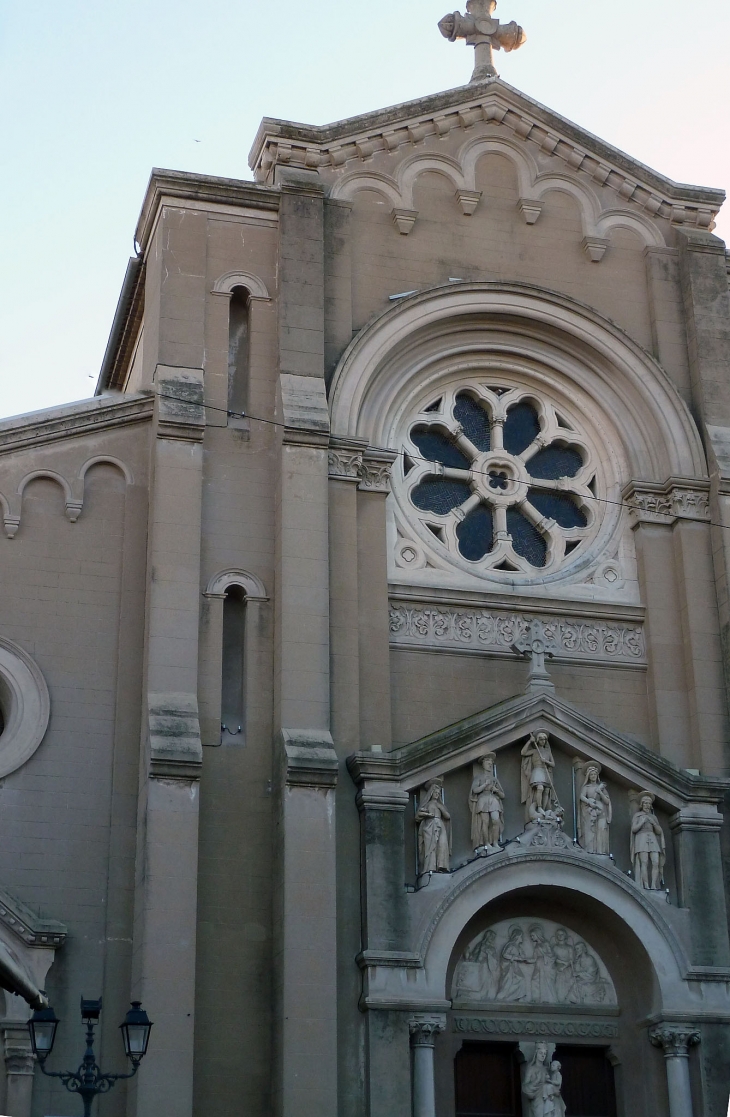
[[512, 619, 555, 693], [438, 0, 526, 83]]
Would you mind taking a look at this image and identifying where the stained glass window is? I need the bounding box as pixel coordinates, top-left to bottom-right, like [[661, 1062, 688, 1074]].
[[400, 386, 596, 577]]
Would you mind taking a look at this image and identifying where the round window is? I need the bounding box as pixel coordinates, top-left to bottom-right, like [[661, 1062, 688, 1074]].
[[393, 381, 617, 585]]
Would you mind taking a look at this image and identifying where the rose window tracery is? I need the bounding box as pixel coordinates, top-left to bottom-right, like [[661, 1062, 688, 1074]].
[[399, 386, 598, 576]]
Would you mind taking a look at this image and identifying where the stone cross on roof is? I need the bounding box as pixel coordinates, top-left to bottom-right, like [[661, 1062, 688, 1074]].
[[512, 619, 555, 693], [438, 0, 526, 83]]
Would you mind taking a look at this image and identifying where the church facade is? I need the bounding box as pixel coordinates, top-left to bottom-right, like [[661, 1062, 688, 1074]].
[[1, 21, 730, 1117]]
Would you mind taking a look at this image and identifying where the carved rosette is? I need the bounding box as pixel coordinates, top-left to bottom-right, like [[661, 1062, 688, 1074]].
[[409, 1015, 447, 1047], [650, 1024, 701, 1058]]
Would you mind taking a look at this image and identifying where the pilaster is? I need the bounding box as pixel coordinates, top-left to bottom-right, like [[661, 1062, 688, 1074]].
[[131, 369, 205, 1117], [2, 1021, 34, 1117], [670, 808, 730, 967]]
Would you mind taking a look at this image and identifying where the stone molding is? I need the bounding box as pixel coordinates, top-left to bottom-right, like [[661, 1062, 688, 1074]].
[[409, 1014, 447, 1046], [356, 785, 410, 812], [155, 367, 206, 443], [360, 454, 396, 493], [279, 374, 330, 447], [204, 568, 269, 601], [624, 478, 710, 526], [0, 455, 134, 540], [0, 638, 51, 780], [0, 393, 152, 456], [148, 693, 203, 780], [280, 728, 338, 789], [649, 1023, 701, 1057], [454, 1016, 618, 1039], [328, 448, 362, 481], [388, 601, 646, 667], [249, 84, 720, 233], [1, 1027, 34, 1077], [210, 270, 271, 300]]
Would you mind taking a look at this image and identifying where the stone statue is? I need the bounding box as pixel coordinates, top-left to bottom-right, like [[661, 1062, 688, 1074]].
[[416, 779, 451, 874], [469, 752, 505, 852], [576, 760, 612, 855], [522, 1042, 566, 1117], [629, 790, 666, 890], [521, 732, 561, 823], [438, 0, 527, 83]]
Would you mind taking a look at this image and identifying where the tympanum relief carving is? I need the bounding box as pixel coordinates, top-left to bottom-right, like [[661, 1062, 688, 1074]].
[[453, 918, 617, 1008]]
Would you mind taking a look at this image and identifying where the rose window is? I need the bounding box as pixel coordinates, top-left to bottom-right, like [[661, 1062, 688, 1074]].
[[400, 387, 597, 575]]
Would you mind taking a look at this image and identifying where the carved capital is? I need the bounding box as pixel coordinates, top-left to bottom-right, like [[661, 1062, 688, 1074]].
[[624, 479, 710, 526], [650, 1024, 701, 1057], [359, 455, 396, 493], [328, 449, 362, 482], [409, 1014, 446, 1047]]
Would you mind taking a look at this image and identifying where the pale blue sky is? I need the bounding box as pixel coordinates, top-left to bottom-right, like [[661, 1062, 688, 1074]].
[[1, 0, 728, 420]]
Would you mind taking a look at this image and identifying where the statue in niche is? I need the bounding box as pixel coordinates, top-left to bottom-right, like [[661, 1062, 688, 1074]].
[[496, 925, 532, 1002], [576, 760, 612, 855], [521, 732, 562, 823], [416, 778, 451, 874], [629, 790, 666, 890], [528, 923, 557, 1003], [454, 928, 499, 1001], [522, 1043, 567, 1117], [469, 752, 505, 852]]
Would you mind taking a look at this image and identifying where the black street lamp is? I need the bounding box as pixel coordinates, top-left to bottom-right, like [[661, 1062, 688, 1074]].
[[28, 996, 152, 1117]]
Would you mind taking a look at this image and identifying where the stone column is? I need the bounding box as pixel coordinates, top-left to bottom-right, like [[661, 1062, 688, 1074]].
[[650, 1024, 700, 1117], [409, 1016, 446, 1117], [2, 1022, 34, 1117]]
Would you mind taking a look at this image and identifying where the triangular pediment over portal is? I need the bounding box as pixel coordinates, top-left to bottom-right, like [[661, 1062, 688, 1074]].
[[347, 688, 729, 814], [249, 79, 724, 243]]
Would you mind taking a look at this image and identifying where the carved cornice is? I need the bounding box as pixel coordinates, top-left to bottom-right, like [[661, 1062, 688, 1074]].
[[623, 478, 710, 526], [389, 600, 646, 667], [0, 394, 153, 456], [649, 1023, 701, 1056], [347, 689, 730, 808], [249, 82, 723, 229], [0, 888, 66, 949]]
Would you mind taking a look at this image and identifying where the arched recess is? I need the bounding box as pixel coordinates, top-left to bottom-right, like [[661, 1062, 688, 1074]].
[[17, 470, 72, 506], [200, 569, 269, 746], [331, 171, 403, 208], [211, 271, 271, 301], [397, 153, 466, 210], [206, 568, 268, 601], [78, 456, 133, 486], [459, 135, 538, 201], [416, 855, 688, 1011], [329, 281, 705, 482]]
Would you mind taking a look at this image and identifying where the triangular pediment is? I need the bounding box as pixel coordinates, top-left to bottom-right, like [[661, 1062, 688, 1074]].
[[348, 688, 729, 812], [249, 79, 723, 234]]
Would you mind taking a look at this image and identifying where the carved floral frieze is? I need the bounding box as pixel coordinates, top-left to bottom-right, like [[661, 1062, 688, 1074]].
[[389, 602, 646, 665], [453, 1018, 619, 1039]]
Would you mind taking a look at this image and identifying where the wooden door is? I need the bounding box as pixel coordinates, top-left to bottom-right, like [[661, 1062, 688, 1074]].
[[455, 1042, 522, 1117], [553, 1046, 617, 1117]]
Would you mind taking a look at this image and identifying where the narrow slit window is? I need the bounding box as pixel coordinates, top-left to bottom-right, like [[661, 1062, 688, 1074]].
[[228, 286, 250, 418], [221, 586, 246, 742]]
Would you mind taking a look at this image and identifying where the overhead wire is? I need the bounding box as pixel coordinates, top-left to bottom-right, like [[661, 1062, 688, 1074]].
[[151, 389, 729, 530]]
